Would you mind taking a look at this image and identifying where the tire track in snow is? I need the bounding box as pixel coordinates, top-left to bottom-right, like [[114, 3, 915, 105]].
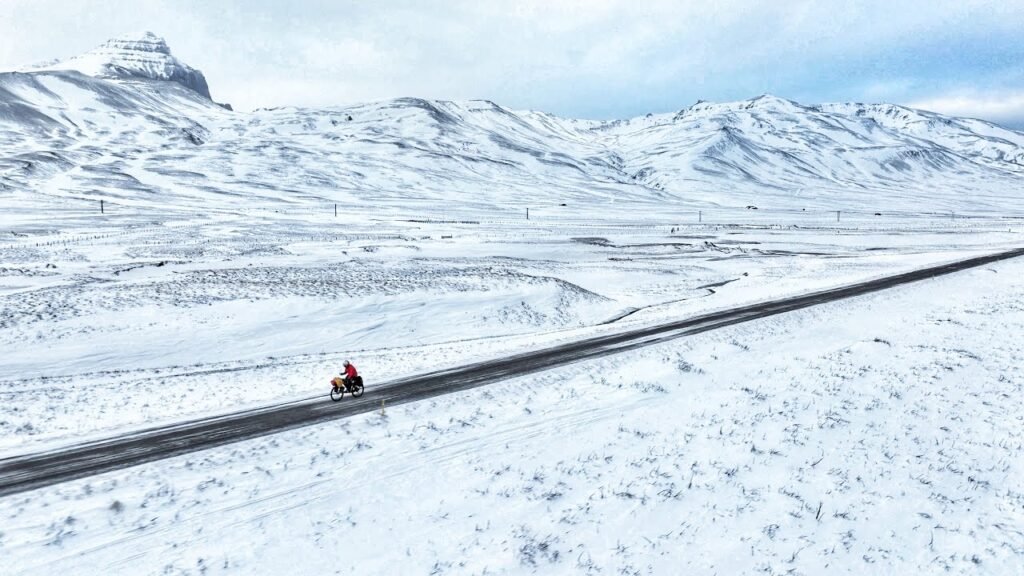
[[1, 246, 1023, 497]]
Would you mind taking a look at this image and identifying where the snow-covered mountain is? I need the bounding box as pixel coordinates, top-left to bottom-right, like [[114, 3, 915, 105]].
[[604, 95, 1024, 205], [2, 33, 1024, 214], [25, 31, 217, 102]]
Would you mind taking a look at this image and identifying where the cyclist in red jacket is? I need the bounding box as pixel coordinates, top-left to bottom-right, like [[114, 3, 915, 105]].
[[341, 360, 359, 390]]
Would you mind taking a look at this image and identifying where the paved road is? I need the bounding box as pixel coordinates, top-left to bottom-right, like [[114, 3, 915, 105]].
[[2, 247, 1022, 497]]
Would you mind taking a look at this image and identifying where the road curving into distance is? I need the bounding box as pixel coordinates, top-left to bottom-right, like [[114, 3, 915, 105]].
[[2, 247, 1023, 497]]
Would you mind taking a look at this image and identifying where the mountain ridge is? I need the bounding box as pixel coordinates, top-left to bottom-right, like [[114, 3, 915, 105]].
[[1, 33, 1023, 215]]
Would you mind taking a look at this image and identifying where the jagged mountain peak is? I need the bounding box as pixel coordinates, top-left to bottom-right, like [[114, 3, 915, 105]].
[[99, 31, 173, 55], [33, 31, 213, 100]]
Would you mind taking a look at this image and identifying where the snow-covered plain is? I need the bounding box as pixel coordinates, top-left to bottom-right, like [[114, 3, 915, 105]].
[[3, 215, 1021, 454], [3, 33, 1024, 574], [2, 253, 1023, 575]]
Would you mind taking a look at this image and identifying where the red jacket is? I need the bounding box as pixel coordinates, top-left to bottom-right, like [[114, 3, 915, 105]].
[[344, 363, 358, 379]]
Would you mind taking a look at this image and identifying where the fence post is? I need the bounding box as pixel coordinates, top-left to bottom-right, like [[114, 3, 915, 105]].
[[100, 199, 104, 214], [699, 210, 702, 223], [836, 210, 840, 222], [526, 207, 529, 220], [335, 204, 337, 217]]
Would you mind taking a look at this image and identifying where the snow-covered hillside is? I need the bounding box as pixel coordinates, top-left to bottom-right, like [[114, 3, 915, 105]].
[[609, 96, 1024, 208], [3, 33, 1024, 219]]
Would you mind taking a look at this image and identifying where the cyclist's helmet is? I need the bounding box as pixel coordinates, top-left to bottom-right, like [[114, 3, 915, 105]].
[[343, 360, 350, 367]]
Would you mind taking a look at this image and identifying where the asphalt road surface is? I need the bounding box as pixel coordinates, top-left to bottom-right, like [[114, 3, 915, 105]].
[[2, 247, 1022, 497]]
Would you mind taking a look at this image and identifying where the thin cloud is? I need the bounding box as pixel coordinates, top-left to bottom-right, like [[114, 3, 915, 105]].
[[911, 91, 1024, 128]]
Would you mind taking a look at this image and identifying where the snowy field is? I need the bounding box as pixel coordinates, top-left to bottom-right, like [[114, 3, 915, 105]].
[[2, 245, 1022, 575], [2, 209, 1021, 453]]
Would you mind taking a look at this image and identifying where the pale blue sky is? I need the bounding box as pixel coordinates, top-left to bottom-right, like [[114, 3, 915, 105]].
[[2, 0, 1023, 127]]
